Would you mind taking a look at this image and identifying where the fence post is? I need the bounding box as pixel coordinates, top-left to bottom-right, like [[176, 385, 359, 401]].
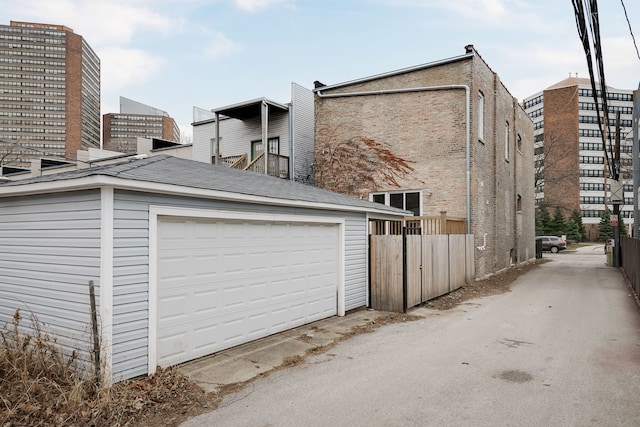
[[88, 280, 100, 386], [402, 226, 407, 313], [440, 211, 447, 235]]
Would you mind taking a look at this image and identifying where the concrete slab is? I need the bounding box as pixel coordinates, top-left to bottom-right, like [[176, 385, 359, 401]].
[[177, 309, 395, 393]]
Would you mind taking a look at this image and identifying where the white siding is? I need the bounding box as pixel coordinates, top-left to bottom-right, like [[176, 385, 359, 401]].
[[112, 194, 150, 379], [110, 190, 369, 380], [0, 190, 101, 363], [291, 83, 315, 184], [192, 121, 215, 163], [193, 109, 290, 164], [344, 215, 368, 310], [217, 111, 290, 160]]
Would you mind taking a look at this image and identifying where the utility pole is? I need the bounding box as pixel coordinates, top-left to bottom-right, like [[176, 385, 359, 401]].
[[633, 82, 639, 238], [612, 111, 621, 267]]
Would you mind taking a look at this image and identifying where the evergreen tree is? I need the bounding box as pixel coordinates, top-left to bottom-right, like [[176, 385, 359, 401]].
[[550, 207, 566, 236], [565, 218, 581, 242], [598, 210, 628, 241], [570, 210, 587, 242], [538, 208, 552, 235], [597, 210, 613, 241]]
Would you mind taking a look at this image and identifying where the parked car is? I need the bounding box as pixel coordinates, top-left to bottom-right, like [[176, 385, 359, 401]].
[[536, 236, 567, 253]]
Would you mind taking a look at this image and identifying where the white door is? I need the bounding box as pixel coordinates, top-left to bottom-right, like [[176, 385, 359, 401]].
[[155, 216, 339, 367]]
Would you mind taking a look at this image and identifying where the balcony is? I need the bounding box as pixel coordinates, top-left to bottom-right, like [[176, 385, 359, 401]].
[[219, 152, 289, 180]]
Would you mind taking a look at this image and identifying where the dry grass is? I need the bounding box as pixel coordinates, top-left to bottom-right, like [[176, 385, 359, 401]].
[[0, 309, 218, 427]]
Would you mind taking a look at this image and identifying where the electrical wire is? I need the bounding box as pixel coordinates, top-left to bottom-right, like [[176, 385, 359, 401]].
[[571, 0, 616, 179], [620, 0, 640, 61]]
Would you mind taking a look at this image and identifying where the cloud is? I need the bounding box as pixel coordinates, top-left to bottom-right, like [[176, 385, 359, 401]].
[[442, 0, 508, 20], [233, 0, 289, 13], [601, 36, 640, 90], [203, 31, 240, 60], [6, 0, 179, 46], [493, 43, 585, 99], [99, 47, 167, 92]]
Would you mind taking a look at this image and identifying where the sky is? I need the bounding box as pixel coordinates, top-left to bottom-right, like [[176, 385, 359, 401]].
[[2, 0, 640, 142]]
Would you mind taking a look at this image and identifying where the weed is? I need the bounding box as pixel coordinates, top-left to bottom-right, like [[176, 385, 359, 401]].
[[0, 309, 216, 426]]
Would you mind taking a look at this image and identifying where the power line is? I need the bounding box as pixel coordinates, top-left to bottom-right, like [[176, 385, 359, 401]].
[[620, 0, 640, 61], [571, 0, 615, 178]]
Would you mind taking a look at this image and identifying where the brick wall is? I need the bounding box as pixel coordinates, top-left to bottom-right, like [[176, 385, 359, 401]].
[[314, 49, 535, 278], [65, 32, 83, 161], [542, 86, 580, 216], [162, 117, 179, 142]]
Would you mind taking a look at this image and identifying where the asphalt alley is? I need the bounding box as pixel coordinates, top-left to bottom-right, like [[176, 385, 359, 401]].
[[182, 247, 640, 427]]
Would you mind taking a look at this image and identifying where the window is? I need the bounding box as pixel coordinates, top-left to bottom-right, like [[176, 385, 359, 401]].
[[504, 121, 510, 160], [477, 92, 484, 142], [516, 194, 522, 212], [517, 134, 522, 153], [524, 95, 543, 109], [371, 191, 421, 216], [250, 137, 279, 160]]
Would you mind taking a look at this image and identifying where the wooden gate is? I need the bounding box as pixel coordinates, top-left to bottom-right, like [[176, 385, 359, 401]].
[[370, 233, 475, 312]]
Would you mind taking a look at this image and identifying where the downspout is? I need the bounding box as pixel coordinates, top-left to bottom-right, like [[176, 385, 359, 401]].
[[512, 100, 518, 263], [215, 112, 220, 165], [316, 85, 471, 233], [288, 101, 294, 181], [262, 101, 268, 175]]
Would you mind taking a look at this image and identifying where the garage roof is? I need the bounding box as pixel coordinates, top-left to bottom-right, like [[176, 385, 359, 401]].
[[0, 155, 408, 216]]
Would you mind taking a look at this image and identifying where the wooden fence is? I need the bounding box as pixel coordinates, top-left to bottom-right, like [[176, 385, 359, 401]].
[[370, 233, 475, 312], [621, 237, 640, 298], [369, 211, 466, 236]]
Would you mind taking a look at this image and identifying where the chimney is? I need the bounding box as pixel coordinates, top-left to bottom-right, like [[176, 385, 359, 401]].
[[465, 44, 475, 54]]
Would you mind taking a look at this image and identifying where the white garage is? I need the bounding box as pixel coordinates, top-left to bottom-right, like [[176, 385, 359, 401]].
[[151, 209, 342, 368], [0, 155, 407, 382]]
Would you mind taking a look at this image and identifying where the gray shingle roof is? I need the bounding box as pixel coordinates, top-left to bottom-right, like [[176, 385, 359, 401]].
[[0, 155, 408, 215]]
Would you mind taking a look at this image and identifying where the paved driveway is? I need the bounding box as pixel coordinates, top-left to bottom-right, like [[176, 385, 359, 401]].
[[182, 247, 640, 427]]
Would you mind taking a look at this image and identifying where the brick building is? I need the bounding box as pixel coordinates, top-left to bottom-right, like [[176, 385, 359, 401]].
[[0, 21, 100, 169], [313, 45, 535, 278], [523, 77, 635, 239], [103, 97, 180, 153]]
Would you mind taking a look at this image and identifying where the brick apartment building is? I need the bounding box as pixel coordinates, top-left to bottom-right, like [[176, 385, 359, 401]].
[[103, 96, 180, 153], [313, 45, 535, 278], [0, 21, 100, 169], [523, 77, 635, 240]]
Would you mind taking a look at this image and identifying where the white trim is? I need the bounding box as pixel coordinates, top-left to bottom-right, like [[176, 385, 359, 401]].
[[314, 53, 473, 93], [147, 209, 159, 376], [99, 186, 114, 384], [369, 190, 423, 215], [147, 205, 346, 374], [0, 175, 407, 217]]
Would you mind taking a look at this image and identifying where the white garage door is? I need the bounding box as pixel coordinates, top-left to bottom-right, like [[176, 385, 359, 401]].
[[156, 216, 339, 367]]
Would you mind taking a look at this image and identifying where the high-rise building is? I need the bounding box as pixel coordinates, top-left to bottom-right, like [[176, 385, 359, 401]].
[[103, 96, 180, 153], [523, 76, 635, 239], [0, 21, 100, 168]]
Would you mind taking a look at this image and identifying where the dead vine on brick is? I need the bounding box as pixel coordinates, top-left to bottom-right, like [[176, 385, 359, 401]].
[[316, 136, 416, 198]]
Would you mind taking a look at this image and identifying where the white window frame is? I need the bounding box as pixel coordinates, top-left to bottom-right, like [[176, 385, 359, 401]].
[[370, 190, 422, 215], [478, 91, 484, 142], [504, 121, 510, 161]]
